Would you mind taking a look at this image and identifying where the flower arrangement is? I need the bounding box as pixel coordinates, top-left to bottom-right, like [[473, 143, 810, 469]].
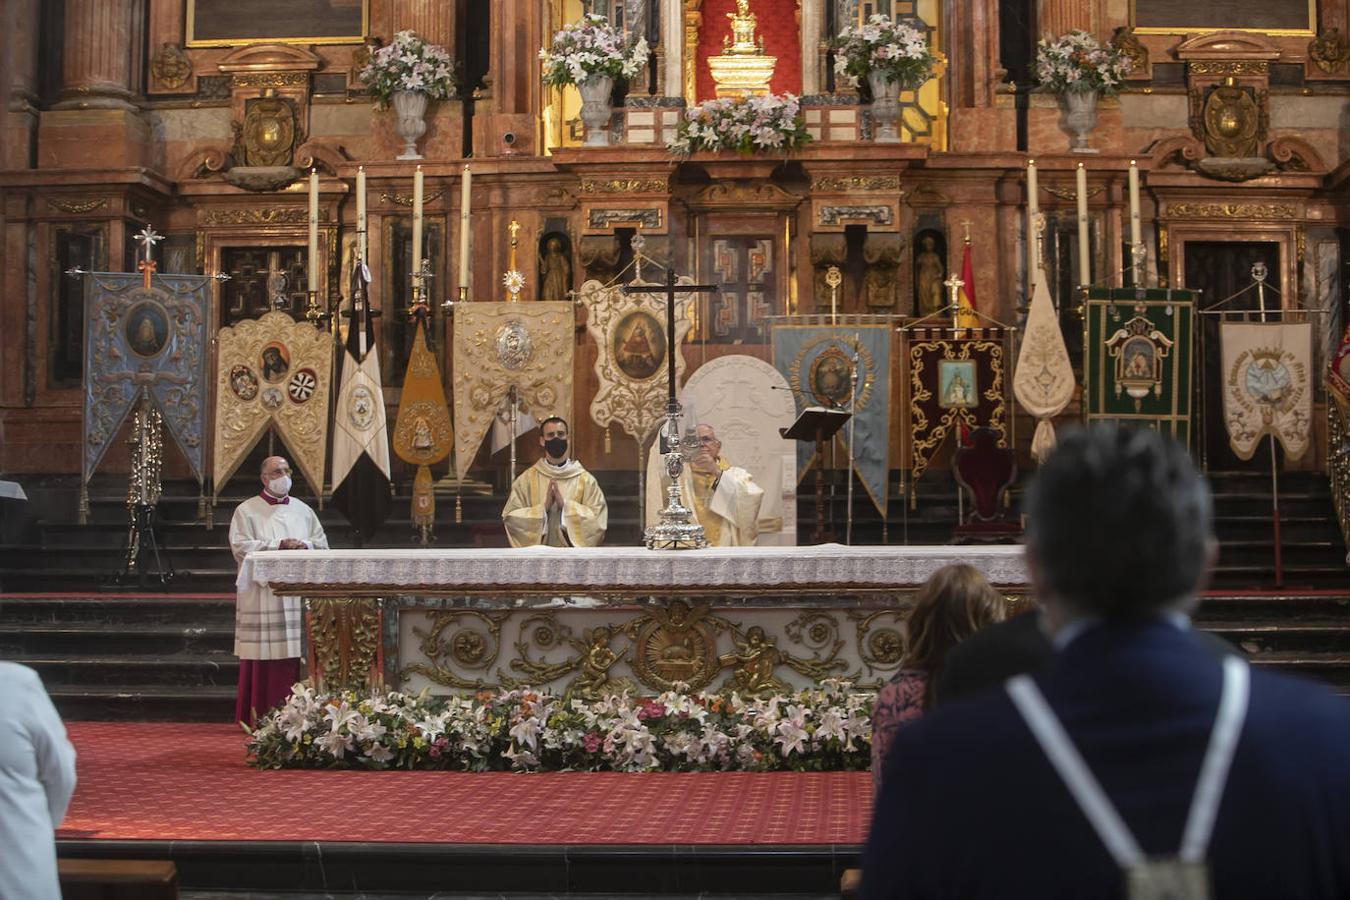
[[1034, 30, 1132, 95], [245, 681, 874, 773], [540, 14, 649, 88], [832, 14, 937, 89], [667, 94, 811, 157], [359, 30, 457, 109]]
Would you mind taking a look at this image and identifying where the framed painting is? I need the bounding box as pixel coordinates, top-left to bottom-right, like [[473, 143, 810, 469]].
[[187, 0, 369, 47], [1130, 0, 1314, 34]]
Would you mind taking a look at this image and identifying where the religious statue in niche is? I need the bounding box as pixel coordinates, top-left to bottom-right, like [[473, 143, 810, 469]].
[[538, 233, 573, 302], [913, 231, 947, 316]]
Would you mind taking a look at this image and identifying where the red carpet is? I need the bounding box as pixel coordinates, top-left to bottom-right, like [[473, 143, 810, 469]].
[[58, 722, 872, 845]]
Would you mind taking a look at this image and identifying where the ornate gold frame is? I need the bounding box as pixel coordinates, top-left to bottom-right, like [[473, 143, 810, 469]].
[[186, 0, 370, 47]]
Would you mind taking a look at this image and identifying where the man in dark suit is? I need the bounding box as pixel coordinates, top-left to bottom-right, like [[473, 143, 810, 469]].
[[863, 425, 1350, 899]]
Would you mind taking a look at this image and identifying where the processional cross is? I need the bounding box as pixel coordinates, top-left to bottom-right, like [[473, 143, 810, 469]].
[[622, 268, 719, 549], [135, 224, 163, 289]]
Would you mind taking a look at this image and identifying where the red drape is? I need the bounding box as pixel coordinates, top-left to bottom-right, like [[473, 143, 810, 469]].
[[694, 0, 802, 102]]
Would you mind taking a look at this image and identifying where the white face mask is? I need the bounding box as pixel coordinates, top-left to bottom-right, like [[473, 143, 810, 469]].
[[267, 475, 292, 497]]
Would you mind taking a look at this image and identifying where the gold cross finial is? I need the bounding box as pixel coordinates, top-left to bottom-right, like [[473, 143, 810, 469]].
[[944, 272, 965, 308], [506, 219, 521, 274]]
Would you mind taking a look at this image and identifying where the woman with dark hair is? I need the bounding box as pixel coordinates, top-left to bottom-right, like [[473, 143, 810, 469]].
[[870, 564, 1005, 789]]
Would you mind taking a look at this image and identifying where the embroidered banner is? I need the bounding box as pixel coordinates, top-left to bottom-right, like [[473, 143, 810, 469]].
[[770, 323, 892, 517], [1013, 271, 1075, 461], [583, 278, 693, 445], [1221, 321, 1313, 460], [393, 319, 453, 527], [83, 272, 210, 489], [453, 301, 574, 481], [213, 310, 334, 500], [1083, 289, 1195, 444], [1329, 321, 1350, 412], [901, 326, 1010, 485]]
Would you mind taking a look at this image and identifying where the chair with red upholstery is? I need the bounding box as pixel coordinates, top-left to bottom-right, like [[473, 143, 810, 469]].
[[951, 425, 1021, 543]]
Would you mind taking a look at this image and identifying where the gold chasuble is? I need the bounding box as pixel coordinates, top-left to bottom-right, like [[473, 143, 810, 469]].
[[502, 458, 608, 547], [392, 324, 453, 531]]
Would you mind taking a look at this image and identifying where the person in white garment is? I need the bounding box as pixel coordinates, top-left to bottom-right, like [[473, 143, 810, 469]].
[[647, 423, 765, 546], [0, 662, 77, 900], [502, 416, 608, 547], [229, 455, 328, 725]]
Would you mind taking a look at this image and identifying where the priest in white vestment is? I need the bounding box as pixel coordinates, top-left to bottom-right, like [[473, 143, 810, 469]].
[[647, 423, 765, 546], [502, 416, 608, 547], [230, 455, 328, 725]]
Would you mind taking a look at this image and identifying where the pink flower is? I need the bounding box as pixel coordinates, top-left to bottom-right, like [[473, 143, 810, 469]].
[[583, 731, 603, 753]]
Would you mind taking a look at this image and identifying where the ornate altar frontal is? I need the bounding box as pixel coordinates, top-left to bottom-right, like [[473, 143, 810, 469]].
[[242, 546, 1028, 697]]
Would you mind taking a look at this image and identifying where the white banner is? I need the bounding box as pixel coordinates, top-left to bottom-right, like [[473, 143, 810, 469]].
[[1220, 321, 1312, 460]]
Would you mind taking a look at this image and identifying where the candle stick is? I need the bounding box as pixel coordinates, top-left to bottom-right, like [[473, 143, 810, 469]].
[[356, 166, 367, 263], [459, 164, 472, 291], [1128, 159, 1142, 284], [1076, 162, 1090, 287], [411, 165, 424, 289], [307, 167, 319, 294], [1027, 159, 1039, 289], [664, 270, 677, 405]]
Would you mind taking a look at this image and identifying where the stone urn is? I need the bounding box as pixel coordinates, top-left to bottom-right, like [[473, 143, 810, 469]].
[[868, 71, 902, 143], [577, 74, 615, 147], [1062, 88, 1100, 154], [392, 90, 429, 160]]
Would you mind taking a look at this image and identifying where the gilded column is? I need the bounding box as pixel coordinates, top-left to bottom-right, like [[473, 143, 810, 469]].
[[56, 0, 142, 108], [391, 0, 455, 50]]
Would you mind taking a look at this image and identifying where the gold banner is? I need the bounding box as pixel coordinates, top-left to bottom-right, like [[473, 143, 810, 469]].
[[582, 278, 694, 443], [392, 325, 453, 468], [452, 302, 574, 481], [213, 311, 334, 499]]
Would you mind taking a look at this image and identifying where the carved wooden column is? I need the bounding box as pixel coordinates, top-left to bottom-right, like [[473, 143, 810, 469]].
[[1038, 0, 1096, 37], [55, 0, 143, 109], [800, 0, 823, 95], [475, 1, 544, 156], [2, 0, 40, 168], [391, 0, 456, 50]]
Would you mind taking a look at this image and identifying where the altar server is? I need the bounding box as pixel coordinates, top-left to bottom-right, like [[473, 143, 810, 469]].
[[0, 662, 76, 900], [502, 416, 608, 547], [647, 423, 764, 546], [230, 456, 328, 725]]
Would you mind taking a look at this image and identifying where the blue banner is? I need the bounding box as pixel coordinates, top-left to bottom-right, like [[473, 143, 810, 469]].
[[82, 273, 211, 487], [770, 324, 892, 517]]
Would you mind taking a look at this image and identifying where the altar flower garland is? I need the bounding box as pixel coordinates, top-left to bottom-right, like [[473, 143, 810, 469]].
[[540, 14, 649, 88], [1034, 30, 1132, 95], [245, 682, 874, 772], [667, 94, 810, 157], [359, 30, 458, 109], [832, 14, 937, 89]]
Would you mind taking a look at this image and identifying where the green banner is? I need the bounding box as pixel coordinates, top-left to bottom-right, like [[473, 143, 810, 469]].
[[1083, 288, 1195, 444]]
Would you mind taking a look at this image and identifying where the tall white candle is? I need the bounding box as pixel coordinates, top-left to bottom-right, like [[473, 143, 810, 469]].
[[411, 165, 424, 287], [307, 167, 319, 293], [458, 165, 471, 290], [356, 166, 367, 263], [1128, 160, 1142, 282], [1027, 159, 1039, 289], [1076, 162, 1090, 287]]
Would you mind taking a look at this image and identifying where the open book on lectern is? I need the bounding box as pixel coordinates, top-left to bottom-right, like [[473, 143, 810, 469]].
[[780, 406, 851, 442]]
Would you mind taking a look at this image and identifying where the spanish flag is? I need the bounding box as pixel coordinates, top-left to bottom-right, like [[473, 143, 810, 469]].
[[956, 240, 979, 332]]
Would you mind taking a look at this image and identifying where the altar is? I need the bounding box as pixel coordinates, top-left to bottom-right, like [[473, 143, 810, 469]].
[[242, 545, 1028, 698]]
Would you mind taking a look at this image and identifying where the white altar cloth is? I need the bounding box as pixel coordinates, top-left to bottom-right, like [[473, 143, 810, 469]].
[[241, 543, 1027, 593]]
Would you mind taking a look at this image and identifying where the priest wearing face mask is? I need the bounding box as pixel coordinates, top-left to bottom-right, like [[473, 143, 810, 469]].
[[229, 455, 328, 725], [502, 416, 608, 547]]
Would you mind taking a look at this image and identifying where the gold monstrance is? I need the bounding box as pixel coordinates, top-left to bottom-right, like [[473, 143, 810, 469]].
[[707, 0, 776, 98]]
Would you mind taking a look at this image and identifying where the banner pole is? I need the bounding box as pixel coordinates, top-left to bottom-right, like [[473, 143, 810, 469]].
[[1269, 435, 1283, 588]]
